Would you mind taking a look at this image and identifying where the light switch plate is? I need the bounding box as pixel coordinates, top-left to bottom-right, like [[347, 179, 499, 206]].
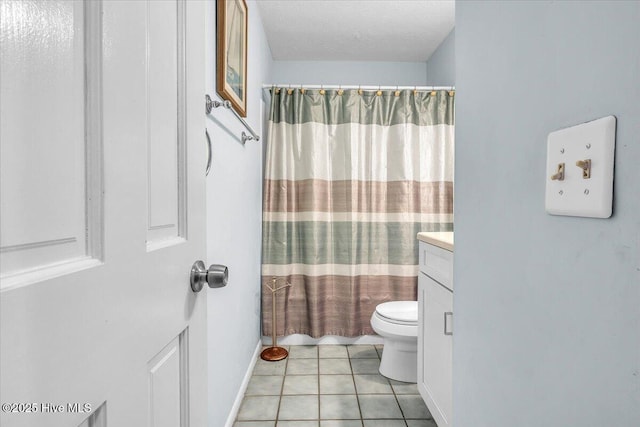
[[545, 116, 616, 218]]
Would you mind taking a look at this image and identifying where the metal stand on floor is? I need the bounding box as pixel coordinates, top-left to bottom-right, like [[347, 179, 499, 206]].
[[261, 277, 291, 362]]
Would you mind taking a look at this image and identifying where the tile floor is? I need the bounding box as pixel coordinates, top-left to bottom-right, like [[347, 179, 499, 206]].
[[234, 345, 437, 427]]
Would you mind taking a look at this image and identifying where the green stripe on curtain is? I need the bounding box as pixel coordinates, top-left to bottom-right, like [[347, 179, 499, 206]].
[[262, 221, 452, 265], [269, 89, 455, 126]]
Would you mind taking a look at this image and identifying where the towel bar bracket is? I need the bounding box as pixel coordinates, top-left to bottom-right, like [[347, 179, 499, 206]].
[[205, 94, 229, 114], [205, 94, 260, 144]]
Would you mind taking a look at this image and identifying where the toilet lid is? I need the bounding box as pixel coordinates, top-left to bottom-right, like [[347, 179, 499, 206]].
[[375, 301, 418, 324]]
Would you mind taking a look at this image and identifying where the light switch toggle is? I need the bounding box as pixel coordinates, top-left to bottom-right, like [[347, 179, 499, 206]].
[[575, 159, 591, 179], [550, 163, 565, 181]]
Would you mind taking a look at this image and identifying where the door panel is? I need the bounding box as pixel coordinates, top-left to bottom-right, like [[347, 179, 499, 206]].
[[0, 1, 207, 426], [0, 0, 99, 283], [421, 273, 453, 427], [148, 332, 187, 427], [77, 402, 107, 427], [147, 0, 183, 248]]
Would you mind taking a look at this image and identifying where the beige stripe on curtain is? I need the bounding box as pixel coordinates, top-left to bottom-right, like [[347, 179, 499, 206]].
[[262, 88, 454, 338]]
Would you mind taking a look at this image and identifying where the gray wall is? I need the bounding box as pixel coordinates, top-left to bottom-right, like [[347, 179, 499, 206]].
[[272, 60, 427, 86], [455, 2, 639, 427], [426, 29, 455, 86], [205, 1, 272, 425]]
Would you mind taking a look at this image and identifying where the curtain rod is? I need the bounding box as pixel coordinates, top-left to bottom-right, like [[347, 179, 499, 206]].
[[262, 84, 454, 91]]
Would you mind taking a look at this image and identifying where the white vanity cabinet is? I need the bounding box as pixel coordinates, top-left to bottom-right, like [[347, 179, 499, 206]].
[[417, 234, 453, 427]]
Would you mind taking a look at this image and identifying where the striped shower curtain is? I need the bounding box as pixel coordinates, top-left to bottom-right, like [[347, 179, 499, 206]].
[[262, 87, 454, 338]]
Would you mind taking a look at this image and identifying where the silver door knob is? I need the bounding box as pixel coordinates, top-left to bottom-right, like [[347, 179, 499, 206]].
[[190, 260, 228, 292]]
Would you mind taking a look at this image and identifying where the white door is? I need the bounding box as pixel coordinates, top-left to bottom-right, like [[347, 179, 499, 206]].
[[0, 1, 207, 426]]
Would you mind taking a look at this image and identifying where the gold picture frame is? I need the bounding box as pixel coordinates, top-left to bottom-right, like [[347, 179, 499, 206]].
[[217, 0, 248, 117]]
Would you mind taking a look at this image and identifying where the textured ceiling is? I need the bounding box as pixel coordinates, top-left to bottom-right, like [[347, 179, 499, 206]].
[[255, 0, 455, 62]]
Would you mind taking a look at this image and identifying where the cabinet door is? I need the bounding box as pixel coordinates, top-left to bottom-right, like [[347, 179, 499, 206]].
[[418, 272, 453, 427]]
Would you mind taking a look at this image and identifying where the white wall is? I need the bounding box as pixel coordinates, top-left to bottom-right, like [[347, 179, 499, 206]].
[[272, 60, 427, 86], [426, 29, 455, 86], [205, 1, 272, 425], [455, 2, 640, 426]]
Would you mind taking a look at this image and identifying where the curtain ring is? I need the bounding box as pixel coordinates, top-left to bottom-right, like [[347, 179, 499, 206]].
[[413, 86, 418, 96], [430, 86, 437, 97], [338, 84, 344, 96], [358, 85, 363, 96], [287, 84, 293, 95], [319, 84, 325, 95], [376, 85, 382, 96], [394, 85, 400, 97]]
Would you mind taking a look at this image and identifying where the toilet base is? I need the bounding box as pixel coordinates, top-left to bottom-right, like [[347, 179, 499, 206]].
[[379, 336, 417, 383]]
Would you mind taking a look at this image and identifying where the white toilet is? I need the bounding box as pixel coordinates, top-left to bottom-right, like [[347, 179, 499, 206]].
[[370, 301, 418, 383]]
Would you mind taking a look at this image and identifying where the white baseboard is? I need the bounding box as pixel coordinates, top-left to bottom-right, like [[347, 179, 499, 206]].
[[261, 334, 384, 346], [224, 340, 262, 427]]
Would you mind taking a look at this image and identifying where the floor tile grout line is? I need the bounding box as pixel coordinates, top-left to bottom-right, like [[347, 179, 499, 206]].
[[274, 353, 289, 424], [316, 347, 320, 426], [348, 349, 365, 426], [387, 364, 410, 427]]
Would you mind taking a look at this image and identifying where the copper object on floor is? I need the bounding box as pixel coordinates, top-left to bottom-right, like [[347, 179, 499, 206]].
[[261, 277, 291, 362], [260, 346, 288, 361]]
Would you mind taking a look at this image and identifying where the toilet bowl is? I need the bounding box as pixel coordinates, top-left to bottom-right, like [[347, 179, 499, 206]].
[[370, 301, 418, 383]]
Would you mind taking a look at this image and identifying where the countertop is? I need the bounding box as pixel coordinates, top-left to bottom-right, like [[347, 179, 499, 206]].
[[417, 232, 454, 251]]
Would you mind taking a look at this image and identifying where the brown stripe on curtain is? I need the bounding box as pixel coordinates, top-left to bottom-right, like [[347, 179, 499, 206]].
[[264, 180, 453, 214], [262, 275, 417, 338]]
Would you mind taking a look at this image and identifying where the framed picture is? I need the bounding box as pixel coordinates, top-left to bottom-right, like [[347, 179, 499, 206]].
[[217, 0, 248, 117]]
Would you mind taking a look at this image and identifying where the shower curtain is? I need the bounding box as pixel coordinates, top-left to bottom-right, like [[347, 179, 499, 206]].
[[262, 87, 454, 338]]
